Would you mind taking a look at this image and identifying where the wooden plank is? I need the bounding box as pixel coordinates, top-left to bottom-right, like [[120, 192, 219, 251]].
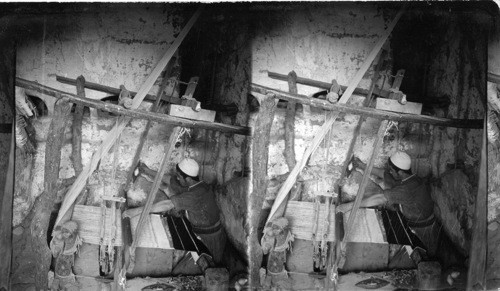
[[338, 119, 388, 268], [182, 76, 199, 98], [54, 7, 202, 227], [375, 98, 422, 115], [130, 9, 202, 110], [466, 118, 487, 291], [337, 50, 387, 190], [167, 104, 216, 122], [283, 201, 336, 241], [56, 75, 182, 104], [124, 61, 178, 193], [127, 126, 181, 272], [266, 6, 406, 223], [267, 71, 390, 98], [341, 208, 386, 243], [251, 83, 483, 129], [16, 78, 251, 135], [129, 214, 173, 249]]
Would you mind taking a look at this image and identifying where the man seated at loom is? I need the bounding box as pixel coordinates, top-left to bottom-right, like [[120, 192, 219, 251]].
[[123, 158, 226, 267], [337, 151, 440, 258]]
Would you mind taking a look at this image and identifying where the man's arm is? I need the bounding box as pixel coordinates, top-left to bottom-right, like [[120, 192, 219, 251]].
[[352, 157, 385, 179], [161, 185, 176, 198], [337, 194, 387, 213], [123, 199, 175, 218]]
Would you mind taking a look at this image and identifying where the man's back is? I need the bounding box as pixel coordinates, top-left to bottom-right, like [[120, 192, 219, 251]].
[[169, 178, 221, 228]]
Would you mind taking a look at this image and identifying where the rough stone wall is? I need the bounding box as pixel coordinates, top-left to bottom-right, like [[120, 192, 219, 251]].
[[425, 15, 485, 180], [16, 4, 184, 103], [423, 14, 487, 261], [13, 4, 188, 226]]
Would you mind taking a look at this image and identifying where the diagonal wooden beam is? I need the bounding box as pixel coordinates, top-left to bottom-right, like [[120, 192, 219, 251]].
[[250, 83, 483, 129], [126, 126, 181, 273], [54, 6, 203, 227], [466, 118, 488, 291], [266, 6, 406, 224]]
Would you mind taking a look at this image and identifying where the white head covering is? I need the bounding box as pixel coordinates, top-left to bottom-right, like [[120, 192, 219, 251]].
[[178, 158, 200, 177], [390, 151, 411, 171]]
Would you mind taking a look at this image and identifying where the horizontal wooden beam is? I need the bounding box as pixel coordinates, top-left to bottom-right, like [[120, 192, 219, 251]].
[[267, 71, 391, 98], [488, 72, 500, 84], [56, 75, 182, 104], [56, 75, 239, 113], [17, 78, 251, 136], [251, 83, 483, 129]]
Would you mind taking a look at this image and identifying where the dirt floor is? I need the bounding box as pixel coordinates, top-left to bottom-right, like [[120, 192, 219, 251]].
[[338, 267, 468, 291]]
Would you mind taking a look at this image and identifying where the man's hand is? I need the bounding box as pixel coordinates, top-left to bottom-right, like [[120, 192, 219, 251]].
[[352, 156, 365, 171], [122, 200, 175, 219], [336, 202, 354, 213]]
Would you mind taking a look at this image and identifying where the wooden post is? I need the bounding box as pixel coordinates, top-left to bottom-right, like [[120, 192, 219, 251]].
[[0, 34, 14, 291], [266, 6, 407, 224], [249, 94, 278, 288], [0, 127, 14, 291], [466, 118, 488, 291], [72, 76, 85, 175], [32, 97, 72, 289], [54, 7, 202, 227], [285, 71, 297, 171]]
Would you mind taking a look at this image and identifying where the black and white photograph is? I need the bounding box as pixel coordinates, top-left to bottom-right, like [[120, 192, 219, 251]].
[[0, 1, 499, 290]]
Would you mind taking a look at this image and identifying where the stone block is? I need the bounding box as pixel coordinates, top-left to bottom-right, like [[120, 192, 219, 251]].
[[418, 261, 441, 290], [205, 268, 229, 291]]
